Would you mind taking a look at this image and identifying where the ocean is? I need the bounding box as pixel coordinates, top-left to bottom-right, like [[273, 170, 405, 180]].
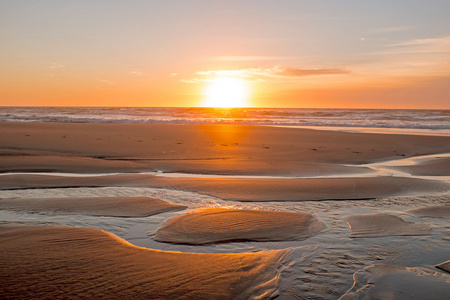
[[1, 107, 449, 135]]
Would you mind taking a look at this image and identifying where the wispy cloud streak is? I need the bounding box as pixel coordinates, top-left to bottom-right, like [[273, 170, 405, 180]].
[[372, 26, 414, 34], [184, 66, 349, 83], [207, 56, 287, 61]]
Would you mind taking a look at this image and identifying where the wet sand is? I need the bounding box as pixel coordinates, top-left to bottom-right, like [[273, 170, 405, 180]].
[[344, 213, 432, 238], [153, 208, 327, 244], [340, 264, 450, 299], [0, 122, 449, 299], [389, 156, 450, 176], [0, 196, 187, 217], [408, 205, 450, 218], [0, 225, 287, 299], [436, 260, 450, 273], [2, 174, 448, 201], [1, 122, 449, 170]]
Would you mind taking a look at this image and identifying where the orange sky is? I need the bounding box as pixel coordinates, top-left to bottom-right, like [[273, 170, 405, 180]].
[[1, 1, 449, 109]]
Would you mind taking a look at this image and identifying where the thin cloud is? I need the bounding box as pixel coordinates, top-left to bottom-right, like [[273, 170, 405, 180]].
[[372, 26, 414, 34], [271, 67, 349, 77], [207, 56, 287, 61], [188, 66, 349, 82], [387, 36, 450, 49], [370, 36, 450, 56], [180, 78, 212, 83], [196, 70, 253, 77], [356, 35, 450, 78], [90, 78, 116, 85], [129, 69, 149, 76], [46, 62, 65, 69]]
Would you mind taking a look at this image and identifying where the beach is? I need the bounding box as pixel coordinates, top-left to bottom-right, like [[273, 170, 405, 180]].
[[2, 0, 450, 297], [1, 122, 449, 299]]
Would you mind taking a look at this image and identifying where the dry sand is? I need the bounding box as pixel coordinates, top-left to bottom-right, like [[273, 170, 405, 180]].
[[0, 196, 186, 217], [0, 225, 288, 299], [153, 208, 327, 244], [344, 213, 432, 238]]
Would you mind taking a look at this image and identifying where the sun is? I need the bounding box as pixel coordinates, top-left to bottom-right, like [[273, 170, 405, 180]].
[[201, 77, 251, 108]]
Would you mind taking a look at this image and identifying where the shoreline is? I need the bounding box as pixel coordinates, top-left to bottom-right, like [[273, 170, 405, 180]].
[[2, 120, 450, 136]]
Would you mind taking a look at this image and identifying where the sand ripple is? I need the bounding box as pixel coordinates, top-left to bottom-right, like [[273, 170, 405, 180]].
[[0, 197, 186, 217], [153, 208, 327, 244], [344, 213, 432, 238], [0, 225, 288, 299], [408, 205, 450, 218]]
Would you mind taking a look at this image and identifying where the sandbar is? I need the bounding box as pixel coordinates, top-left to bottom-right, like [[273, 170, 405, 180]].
[[153, 208, 327, 244], [2, 174, 448, 202], [0, 225, 288, 299], [390, 157, 450, 176], [0, 196, 186, 217], [344, 213, 432, 238], [0, 155, 146, 173], [408, 205, 450, 218]]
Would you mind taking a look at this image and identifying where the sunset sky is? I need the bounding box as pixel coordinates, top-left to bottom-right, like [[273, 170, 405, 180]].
[[1, 0, 449, 108]]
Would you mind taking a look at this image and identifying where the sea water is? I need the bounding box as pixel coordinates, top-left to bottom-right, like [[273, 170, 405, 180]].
[[1, 107, 449, 133]]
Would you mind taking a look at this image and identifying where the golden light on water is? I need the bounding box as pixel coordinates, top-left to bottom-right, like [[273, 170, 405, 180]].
[[201, 77, 251, 108]]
